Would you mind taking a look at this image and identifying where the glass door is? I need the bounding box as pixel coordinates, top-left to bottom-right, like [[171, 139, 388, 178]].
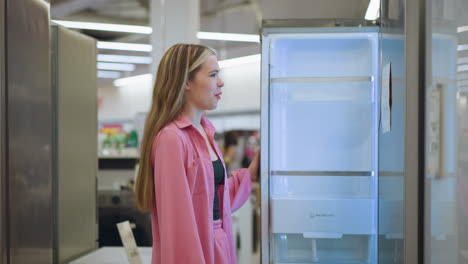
[[425, 0, 468, 263]]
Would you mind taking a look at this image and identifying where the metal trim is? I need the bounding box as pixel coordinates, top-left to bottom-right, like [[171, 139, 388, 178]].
[[404, 0, 426, 262], [260, 33, 270, 264], [370, 31, 380, 264], [0, 0, 6, 262], [419, 0, 428, 259], [271, 171, 373, 176], [261, 25, 380, 40], [51, 24, 59, 264], [421, 0, 431, 262], [262, 19, 377, 29], [271, 76, 372, 83]]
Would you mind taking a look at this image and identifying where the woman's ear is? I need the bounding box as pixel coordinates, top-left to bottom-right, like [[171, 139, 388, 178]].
[[185, 80, 191, 91]]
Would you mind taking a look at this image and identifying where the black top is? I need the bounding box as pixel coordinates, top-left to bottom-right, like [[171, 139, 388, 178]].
[[212, 159, 224, 220]]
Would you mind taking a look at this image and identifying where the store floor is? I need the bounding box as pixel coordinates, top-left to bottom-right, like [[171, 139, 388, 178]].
[[70, 247, 151, 264]]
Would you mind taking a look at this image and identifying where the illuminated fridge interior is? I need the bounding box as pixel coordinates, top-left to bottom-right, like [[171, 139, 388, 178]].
[[263, 28, 380, 264]]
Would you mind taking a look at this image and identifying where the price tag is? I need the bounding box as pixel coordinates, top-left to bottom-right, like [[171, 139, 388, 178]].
[[117, 221, 142, 264]]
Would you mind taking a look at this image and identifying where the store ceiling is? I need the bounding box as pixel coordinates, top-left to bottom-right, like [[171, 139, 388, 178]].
[[49, 0, 371, 82]]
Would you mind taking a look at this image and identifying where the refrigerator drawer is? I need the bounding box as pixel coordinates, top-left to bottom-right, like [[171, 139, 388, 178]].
[[271, 199, 375, 236]]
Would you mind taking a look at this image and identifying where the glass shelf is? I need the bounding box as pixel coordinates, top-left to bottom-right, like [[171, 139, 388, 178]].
[[271, 76, 373, 83], [271, 171, 373, 177]]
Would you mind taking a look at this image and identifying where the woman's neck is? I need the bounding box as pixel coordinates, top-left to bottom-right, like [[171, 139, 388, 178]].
[[182, 104, 204, 130]]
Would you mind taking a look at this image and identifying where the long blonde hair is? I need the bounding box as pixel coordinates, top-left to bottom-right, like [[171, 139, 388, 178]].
[[135, 44, 216, 211]]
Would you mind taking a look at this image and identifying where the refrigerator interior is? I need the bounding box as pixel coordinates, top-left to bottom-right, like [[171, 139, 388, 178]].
[[266, 29, 379, 264]]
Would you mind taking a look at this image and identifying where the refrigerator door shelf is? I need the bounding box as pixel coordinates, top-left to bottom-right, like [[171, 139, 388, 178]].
[[273, 233, 372, 264], [271, 199, 375, 235]]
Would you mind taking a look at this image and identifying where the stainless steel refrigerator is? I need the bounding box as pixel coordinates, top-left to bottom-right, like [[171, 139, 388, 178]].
[[0, 0, 98, 263]]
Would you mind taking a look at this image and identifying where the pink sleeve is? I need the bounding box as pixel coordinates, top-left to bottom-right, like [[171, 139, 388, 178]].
[[153, 129, 206, 264], [228, 168, 252, 213]]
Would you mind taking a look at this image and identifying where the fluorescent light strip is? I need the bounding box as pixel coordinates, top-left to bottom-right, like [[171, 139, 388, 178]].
[[365, 0, 380, 21], [97, 41, 152, 52], [458, 64, 468, 72], [97, 62, 136, 71], [98, 71, 121, 79], [114, 73, 152, 87], [458, 45, 468, 51], [52, 20, 260, 43], [197, 32, 260, 43], [112, 54, 262, 87], [218, 54, 261, 68], [97, 54, 152, 64], [52, 20, 152, 34], [458, 26, 468, 33]]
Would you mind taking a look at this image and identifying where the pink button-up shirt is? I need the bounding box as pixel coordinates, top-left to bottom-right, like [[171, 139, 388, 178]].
[[150, 114, 252, 264]]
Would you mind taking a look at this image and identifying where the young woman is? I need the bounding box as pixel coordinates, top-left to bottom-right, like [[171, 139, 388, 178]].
[[134, 44, 260, 264]]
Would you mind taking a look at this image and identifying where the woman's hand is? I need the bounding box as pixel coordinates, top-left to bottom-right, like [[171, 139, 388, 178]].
[[248, 149, 260, 182]]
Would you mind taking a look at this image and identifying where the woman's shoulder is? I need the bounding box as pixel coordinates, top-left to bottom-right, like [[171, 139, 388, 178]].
[[156, 124, 185, 140], [150, 124, 189, 161], [153, 122, 189, 147]]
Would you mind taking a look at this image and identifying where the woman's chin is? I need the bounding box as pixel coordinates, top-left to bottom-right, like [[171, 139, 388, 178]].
[[208, 102, 218, 111], [198, 102, 218, 111]]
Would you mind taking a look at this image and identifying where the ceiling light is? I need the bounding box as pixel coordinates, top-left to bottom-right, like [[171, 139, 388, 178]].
[[97, 41, 152, 52], [458, 26, 468, 33], [114, 73, 152, 87], [458, 45, 468, 51], [52, 20, 152, 34], [97, 54, 152, 64], [365, 0, 380, 21], [197, 32, 260, 43], [460, 96, 467, 107], [51, 20, 260, 43], [98, 71, 121, 79], [97, 62, 136, 71], [111, 54, 261, 86], [458, 64, 468, 72], [218, 54, 261, 68]]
